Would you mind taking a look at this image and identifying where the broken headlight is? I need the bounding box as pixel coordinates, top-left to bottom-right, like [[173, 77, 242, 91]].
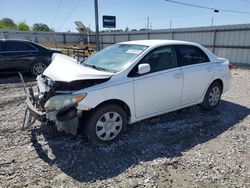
[[44, 93, 87, 111]]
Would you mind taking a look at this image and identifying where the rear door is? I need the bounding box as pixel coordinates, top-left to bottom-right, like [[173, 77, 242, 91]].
[[176, 45, 215, 105], [1, 41, 38, 72], [130, 46, 183, 118]]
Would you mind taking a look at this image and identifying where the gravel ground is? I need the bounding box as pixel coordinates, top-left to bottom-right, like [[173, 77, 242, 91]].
[[0, 68, 249, 188]]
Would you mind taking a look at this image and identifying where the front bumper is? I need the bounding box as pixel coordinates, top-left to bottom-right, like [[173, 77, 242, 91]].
[[22, 75, 80, 135], [25, 91, 79, 135], [25, 97, 46, 122]]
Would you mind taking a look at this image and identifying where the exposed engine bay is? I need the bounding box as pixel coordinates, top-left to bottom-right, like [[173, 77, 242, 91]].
[[36, 75, 109, 110], [23, 74, 109, 135]]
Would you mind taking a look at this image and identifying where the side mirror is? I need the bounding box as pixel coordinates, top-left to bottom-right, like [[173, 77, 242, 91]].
[[138, 63, 150, 75]]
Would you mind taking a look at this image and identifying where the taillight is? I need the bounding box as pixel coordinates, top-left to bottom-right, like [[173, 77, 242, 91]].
[[228, 64, 233, 70]]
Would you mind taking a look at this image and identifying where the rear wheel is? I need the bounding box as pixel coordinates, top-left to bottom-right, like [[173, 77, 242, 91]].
[[84, 104, 127, 145], [30, 61, 47, 76], [201, 82, 222, 110]]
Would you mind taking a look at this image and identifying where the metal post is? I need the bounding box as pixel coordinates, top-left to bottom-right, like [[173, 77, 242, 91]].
[[101, 34, 103, 49], [172, 32, 175, 40], [211, 17, 214, 26], [63, 33, 66, 44], [147, 17, 149, 30], [94, 0, 100, 51], [212, 29, 217, 53]]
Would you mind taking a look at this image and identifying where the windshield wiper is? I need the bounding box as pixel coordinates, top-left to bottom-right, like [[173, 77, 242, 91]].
[[84, 64, 117, 73], [84, 64, 100, 70]]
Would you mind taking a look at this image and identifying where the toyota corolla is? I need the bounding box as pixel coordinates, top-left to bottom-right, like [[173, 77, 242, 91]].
[[23, 40, 232, 145]]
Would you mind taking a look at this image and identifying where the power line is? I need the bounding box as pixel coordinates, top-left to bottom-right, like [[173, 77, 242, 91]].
[[51, 0, 63, 29], [165, 0, 250, 14], [124, 13, 210, 29], [57, 0, 81, 31], [165, 0, 215, 11]]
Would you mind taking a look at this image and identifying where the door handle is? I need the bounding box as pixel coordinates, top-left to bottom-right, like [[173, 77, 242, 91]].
[[173, 73, 182, 79]]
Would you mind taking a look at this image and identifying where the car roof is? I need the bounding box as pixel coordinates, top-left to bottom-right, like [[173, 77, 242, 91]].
[[0, 39, 33, 43], [0, 39, 50, 51], [120, 39, 219, 62], [119, 39, 199, 47]]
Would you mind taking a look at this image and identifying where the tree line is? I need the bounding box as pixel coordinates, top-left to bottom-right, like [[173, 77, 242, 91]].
[[0, 17, 150, 33], [0, 18, 54, 32]]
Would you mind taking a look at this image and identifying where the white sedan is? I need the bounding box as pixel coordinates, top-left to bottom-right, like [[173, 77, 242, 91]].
[[25, 40, 232, 145]]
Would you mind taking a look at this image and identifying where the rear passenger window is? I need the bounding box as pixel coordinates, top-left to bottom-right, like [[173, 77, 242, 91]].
[[177, 45, 209, 66], [4, 41, 36, 52]]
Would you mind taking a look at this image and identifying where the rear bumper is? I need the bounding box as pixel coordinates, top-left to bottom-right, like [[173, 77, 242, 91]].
[[222, 73, 232, 93]]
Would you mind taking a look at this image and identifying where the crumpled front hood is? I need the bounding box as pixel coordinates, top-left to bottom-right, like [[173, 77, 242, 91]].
[[43, 53, 114, 82]]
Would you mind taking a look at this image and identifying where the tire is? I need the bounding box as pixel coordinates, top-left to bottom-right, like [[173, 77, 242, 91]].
[[201, 81, 222, 110], [84, 104, 127, 146], [30, 61, 47, 76]]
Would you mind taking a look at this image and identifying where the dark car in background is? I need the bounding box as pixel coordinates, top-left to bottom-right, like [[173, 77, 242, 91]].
[[0, 39, 61, 76]]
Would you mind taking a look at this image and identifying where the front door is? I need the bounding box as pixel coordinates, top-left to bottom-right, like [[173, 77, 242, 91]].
[[131, 46, 183, 118]]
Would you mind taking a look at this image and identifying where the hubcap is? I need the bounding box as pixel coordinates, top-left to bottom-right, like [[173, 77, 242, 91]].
[[33, 63, 46, 75], [95, 111, 123, 141], [208, 86, 221, 106]]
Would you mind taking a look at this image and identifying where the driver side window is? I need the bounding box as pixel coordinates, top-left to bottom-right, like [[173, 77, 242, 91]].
[[144, 47, 176, 73], [128, 46, 177, 77], [141, 46, 177, 73]]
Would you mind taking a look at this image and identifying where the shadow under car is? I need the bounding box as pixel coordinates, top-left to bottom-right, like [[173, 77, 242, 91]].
[[30, 100, 250, 182]]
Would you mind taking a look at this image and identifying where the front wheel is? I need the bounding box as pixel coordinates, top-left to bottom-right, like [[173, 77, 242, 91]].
[[201, 82, 222, 110], [84, 104, 127, 145]]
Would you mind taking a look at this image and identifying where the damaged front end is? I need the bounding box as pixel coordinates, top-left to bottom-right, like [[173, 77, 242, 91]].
[[21, 73, 108, 135], [20, 53, 113, 135]]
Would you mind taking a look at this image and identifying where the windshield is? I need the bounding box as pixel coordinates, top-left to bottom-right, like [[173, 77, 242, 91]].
[[84, 44, 148, 72]]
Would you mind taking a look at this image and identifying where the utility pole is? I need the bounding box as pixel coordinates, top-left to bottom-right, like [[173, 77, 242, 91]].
[[94, 0, 100, 51], [147, 17, 149, 30], [170, 20, 172, 29], [211, 17, 214, 26]]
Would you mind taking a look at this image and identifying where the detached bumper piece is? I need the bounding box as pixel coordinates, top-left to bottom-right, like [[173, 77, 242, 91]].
[[23, 90, 45, 129], [20, 73, 80, 134], [25, 97, 45, 122]]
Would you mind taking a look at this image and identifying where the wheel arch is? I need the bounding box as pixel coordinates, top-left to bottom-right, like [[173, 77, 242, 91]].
[[201, 78, 224, 102], [211, 78, 223, 92], [31, 58, 50, 66], [92, 99, 131, 122], [200, 78, 223, 110]]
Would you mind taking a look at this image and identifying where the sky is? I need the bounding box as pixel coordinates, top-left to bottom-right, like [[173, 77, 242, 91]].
[[1, 0, 250, 32]]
